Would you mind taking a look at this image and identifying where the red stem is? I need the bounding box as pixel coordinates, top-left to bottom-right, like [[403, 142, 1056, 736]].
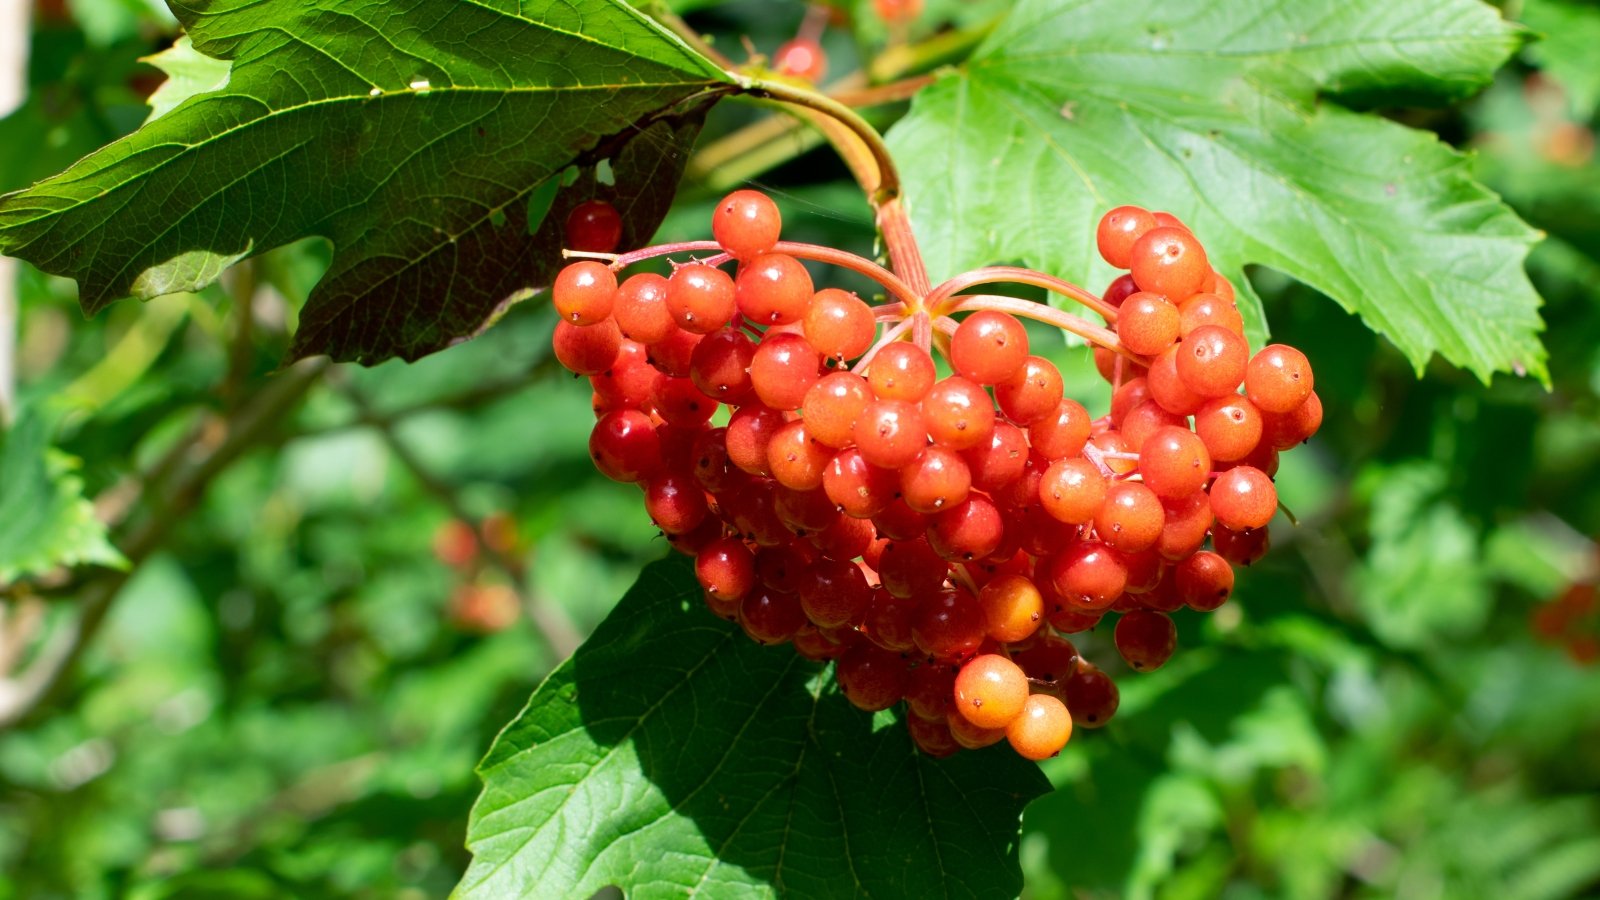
[[575, 240, 921, 306], [926, 266, 1119, 322]]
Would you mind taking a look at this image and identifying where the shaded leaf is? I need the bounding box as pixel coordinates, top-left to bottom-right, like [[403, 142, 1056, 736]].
[[888, 0, 1547, 382], [0, 0, 732, 363], [459, 555, 1049, 899]]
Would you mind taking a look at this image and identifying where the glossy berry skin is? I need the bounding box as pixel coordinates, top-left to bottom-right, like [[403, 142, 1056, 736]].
[[775, 37, 827, 82], [613, 274, 675, 344], [804, 288, 875, 361], [854, 399, 928, 469], [589, 410, 660, 483], [1176, 550, 1234, 611], [946, 709, 1007, 750], [667, 263, 736, 334], [750, 332, 821, 411], [1138, 425, 1211, 499], [553, 319, 622, 375], [1129, 226, 1209, 298], [950, 310, 1030, 384], [995, 356, 1065, 424], [1245, 344, 1314, 413], [1179, 292, 1245, 338], [1095, 482, 1165, 553], [911, 589, 986, 662], [1176, 325, 1248, 398], [1194, 396, 1263, 462], [1048, 541, 1128, 610], [1096, 205, 1157, 269], [552, 260, 617, 325], [713, 189, 782, 259], [1005, 694, 1072, 760], [953, 654, 1029, 729], [832, 643, 908, 707], [923, 377, 996, 450], [1213, 524, 1270, 567], [736, 254, 813, 325], [1116, 293, 1181, 356], [803, 371, 871, 448], [1114, 609, 1177, 671], [695, 537, 754, 601], [1261, 391, 1323, 449], [1103, 273, 1139, 309], [900, 447, 971, 513], [1030, 399, 1092, 460], [1062, 659, 1120, 728], [564, 199, 623, 253], [689, 329, 756, 403], [978, 575, 1044, 643], [1147, 344, 1205, 416], [823, 448, 897, 518], [928, 494, 1004, 562], [868, 342, 937, 402], [1039, 457, 1106, 525], [1209, 465, 1277, 531]]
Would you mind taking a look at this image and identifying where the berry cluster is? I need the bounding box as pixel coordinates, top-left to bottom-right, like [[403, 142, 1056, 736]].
[[549, 190, 1320, 761]]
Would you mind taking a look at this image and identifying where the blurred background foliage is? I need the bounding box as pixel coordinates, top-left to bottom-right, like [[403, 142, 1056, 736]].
[[0, 0, 1596, 898]]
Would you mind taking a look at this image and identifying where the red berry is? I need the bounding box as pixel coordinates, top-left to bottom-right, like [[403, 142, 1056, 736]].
[[1116, 292, 1180, 356], [553, 319, 622, 375], [552, 261, 617, 325], [1096, 205, 1157, 269], [775, 37, 827, 82], [868, 342, 937, 402], [666, 263, 737, 334], [1175, 325, 1248, 398], [995, 356, 1064, 424], [953, 654, 1029, 729], [713, 190, 782, 259], [1175, 551, 1233, 611], [950, 310, 1029, 384], [1209, 465, 1277, 531], [1245, 345, 1313, 413], [1129, 226, 1209, 298], [922, 376, 996, 450], [1113, 610, 1176, 671], [803, 288, 876, 361], [750, 332, 822, 410], [1005, 694, 1072, 760], [853, 399, 928, 469], [589, 410, 660, 483], [735, 253, 813, 325], [1138, 425, 1211, 499], [564, 199, 623, 253], [613, 273, 675, 344]]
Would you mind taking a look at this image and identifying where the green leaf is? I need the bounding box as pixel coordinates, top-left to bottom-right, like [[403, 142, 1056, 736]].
[[1521, 0, 1600, 118], [888, 0, 1547, 383], [139, 36, 231, 122], [0, 0, 733, 364], [458, 555, 1049, 899], [0, 408, 124, 583]]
